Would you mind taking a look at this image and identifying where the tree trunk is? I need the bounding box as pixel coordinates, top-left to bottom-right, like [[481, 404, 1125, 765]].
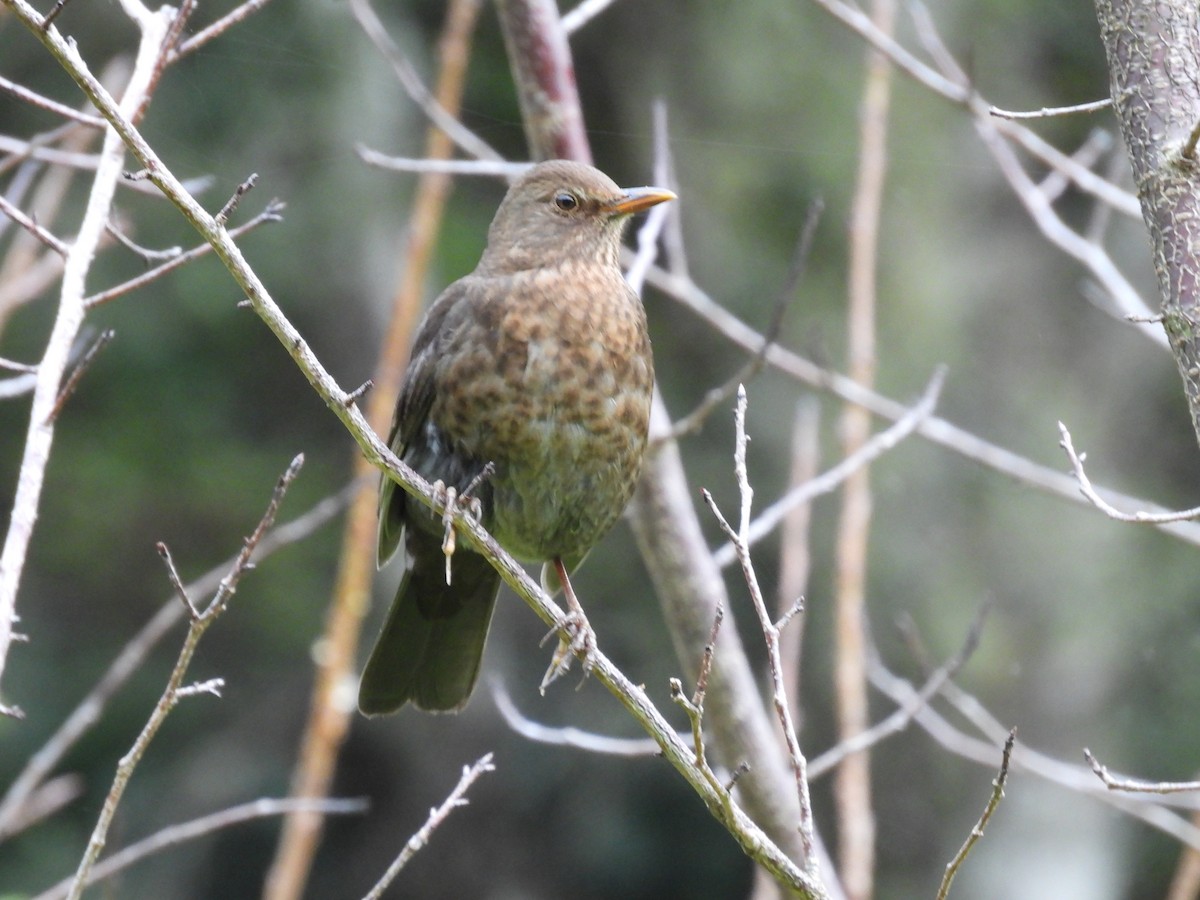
[[1095, 0, 1200, 445]]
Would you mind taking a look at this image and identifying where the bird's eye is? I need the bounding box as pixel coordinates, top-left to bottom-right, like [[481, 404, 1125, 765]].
[[553, 191, 579, 212]]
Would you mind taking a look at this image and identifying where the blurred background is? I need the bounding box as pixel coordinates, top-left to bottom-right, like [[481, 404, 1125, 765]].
[[2, 1, 1197, 898]]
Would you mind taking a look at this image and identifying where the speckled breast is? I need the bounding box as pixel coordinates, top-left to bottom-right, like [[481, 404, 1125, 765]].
[[430, 266, 654, 563]]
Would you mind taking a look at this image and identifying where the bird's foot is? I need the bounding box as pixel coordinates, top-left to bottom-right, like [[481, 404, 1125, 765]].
[[538, 561, 597, 693], [436, 480, 492, 592], [432, 480, 459, 585], [437, 467, 493, 584]]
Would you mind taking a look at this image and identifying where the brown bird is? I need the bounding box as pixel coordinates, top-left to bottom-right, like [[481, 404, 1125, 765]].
[[359, 160, 676, 715]]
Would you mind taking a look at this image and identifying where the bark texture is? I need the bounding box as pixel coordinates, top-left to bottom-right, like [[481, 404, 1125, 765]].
[[1096, 0, 1200, 444]]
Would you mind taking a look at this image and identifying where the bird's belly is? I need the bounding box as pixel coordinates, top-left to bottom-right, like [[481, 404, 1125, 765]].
[[485, 412, 647, 561]]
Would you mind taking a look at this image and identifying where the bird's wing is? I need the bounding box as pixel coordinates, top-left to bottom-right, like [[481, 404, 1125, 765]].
[[377, 277, 478, 566]]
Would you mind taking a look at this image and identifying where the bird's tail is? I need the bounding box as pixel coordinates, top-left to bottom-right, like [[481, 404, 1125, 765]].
[[358, 534, 500, 715]]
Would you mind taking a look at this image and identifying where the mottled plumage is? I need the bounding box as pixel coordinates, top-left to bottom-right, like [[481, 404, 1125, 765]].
[[359, 160, 675, 715]]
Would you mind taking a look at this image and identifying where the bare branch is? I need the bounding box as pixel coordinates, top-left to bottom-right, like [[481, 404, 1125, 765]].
[[33, 797, 367, 900], [347, 0, 503, 163], [1058, 422, 1200, 523], [362, 755, 496, 900], [935, 729, 1017, 900], [809, 601, 987, 779], [492, 677, 666, 755], [45, 327, 114, 423], [990, 98, 1112, 119], [171, 0, 278, 61], [867, 650, 1200, 847], [0, 74, 105, 126], [0, 193, 69, 256], [703, 386, 822, 883], [560, 0, 623, 33], [84, 200, 284, 309], [494, 0, 591, 162], [355, 149, 527, 179], [1085, 749, 1200, 795], [975, 116, 1161, 343]]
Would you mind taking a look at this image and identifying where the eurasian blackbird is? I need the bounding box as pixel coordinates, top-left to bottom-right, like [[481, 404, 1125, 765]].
[[359, 159, 676, 715]]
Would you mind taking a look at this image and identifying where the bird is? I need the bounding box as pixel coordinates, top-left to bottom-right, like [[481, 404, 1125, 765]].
[[359, 159, 676, 715]]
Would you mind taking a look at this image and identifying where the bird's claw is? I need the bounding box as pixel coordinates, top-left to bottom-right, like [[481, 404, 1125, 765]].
[[538, 606, 596, 693], [436, 480, 487, 585]]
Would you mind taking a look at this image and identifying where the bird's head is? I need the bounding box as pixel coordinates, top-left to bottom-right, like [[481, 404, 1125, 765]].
[[478, 159, 676, 275]]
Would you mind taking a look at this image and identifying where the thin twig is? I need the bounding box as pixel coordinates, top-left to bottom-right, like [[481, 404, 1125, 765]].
[[694, 599, 724, 706], [809, 601, 988, 779], [354, 149, 527, 179], [39, 0, 72, 30], [0, 356, 39, 373], [702, 385, 821, 882], [492, 677, 666, 755], [560, 0, 622, 33], [105, 219, 182, 261], [935, 728, 1016, 900], [214, 173, 257, 226], [84, 200, 284, 309], [0, 135, 214, 198], [155, 541, 198, 619], [347, 0, 503, 163], [33, 797, 367, 900], [659, 200, 824, 442], [0, 74, 106, 126], [1084, 749, 1200, 794], [990, 97, 1112, 119], [1038, 129, 1113, 204], [1058, 422, 1200, 523], [362, 755, 496, 900], [170, 0, 278, 60], [0, 193, 70, 255], [45, 328, 114, 423]]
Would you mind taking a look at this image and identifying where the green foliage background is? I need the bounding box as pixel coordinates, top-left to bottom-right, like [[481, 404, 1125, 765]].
[[2, 1, 1197, 897]]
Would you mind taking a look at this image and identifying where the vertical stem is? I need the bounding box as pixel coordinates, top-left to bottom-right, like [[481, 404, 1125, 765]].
[[494, 0, 592, 163], [0, 7, 172, 706], [834, 0, 894, 897], [777, 398, 820, 726], [260, 3, 482, 898]]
